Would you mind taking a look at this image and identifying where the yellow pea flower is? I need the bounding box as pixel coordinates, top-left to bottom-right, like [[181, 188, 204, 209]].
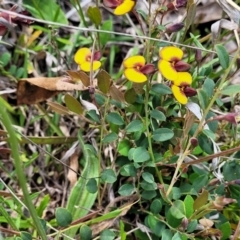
[[171, 72, 196, 105], [103, 0, 136, 16], [158, 46, 190, 81], [123, 55, 155, 83], [74, 48, 101, 72]]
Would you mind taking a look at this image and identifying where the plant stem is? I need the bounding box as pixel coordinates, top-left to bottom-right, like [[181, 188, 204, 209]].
[[98, 96, 110, 205], [166, 47, 240, 196], [0, 107, 47, 239], [145, 83, 164, 185]]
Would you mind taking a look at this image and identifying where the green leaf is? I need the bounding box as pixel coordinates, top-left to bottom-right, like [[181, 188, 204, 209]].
[[120, 164, 137, 177], [86, 178, 98, 193], [66, 138, 99, 237], [169, 200, 186, 219], [97, 70, 111, 94], [161, 229, 173, 240], [142, 172, 154, 183], [36, 194, 50, 217], [118, 183, 135, 196], [221, 84, 240, 96], [16, 67, 25, 78], [141, 190, 157, 200], [198, 134, 213, 154], [219, 221, 231, 240], [187, 220, 198, 232], [147, 215, 165, 237], [23, 0, 68, 24], [132, 147, 150, 162], [216, 44, 229, 69], [100, 20, 112, 46], [20, 232, 32, 240], [87, 110, 100, 123], [126, 120, 143, 133], [117, 140, 131, 156], [102, 132, 118, 143], [56, 208, 72, 227], [80, 225, 92, 240], [150, 199, 162, 214], [184, 195, 194, 218], [65, 94, 84, 114], [172, 232, 187, 240], [192, 174, 209, 192], [197, 89, 208, 110], [152, 128, 174, 142], [87, 6, 102, 26], [150, 110, 166, 121], [140, 180, 157, 191], [203, 129, 216, 140], [203, 78, 215, 98], [151, 83, 172, 95], [101, 169, 117, 183], [100, 229, 116, 240], [0, 52, 11, 66], [106, 112, 124, 126], [119, 220, 127, 240]]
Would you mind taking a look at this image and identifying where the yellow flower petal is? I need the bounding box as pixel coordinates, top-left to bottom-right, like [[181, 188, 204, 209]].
[[173, 72, 192, 86], [74, 48, 91, 65], [159, 46, 183, 62], [171, 85, 188, 105], [123, 55, 145, 68], [158, 59, 178, 81], [80, 61, 101, 72], [114, 0, 135, 15], [124, 68, 147, 83]]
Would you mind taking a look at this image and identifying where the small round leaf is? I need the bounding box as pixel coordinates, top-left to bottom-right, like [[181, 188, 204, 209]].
[[101, 169, 117, 183], [152, 128, 174, 142], [118, 183, 135, 196], [56, 207, 72, 227], [86, 178, 98, 193]]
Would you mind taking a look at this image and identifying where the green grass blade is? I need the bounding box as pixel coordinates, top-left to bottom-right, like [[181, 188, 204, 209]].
[[65, 131, 99, 238]]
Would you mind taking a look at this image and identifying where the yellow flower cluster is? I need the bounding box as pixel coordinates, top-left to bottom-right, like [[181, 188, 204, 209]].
[[73, 45, 194, 105]]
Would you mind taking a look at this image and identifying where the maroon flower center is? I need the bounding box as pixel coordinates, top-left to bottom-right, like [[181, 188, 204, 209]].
[[134, 63, 144, 72], [86, 55, 91, 62]]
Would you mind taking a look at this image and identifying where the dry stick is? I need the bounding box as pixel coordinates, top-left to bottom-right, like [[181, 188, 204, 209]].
[[0, 8, 232, 56], [182, 145, 240, 167], [166, 46, 240, 197]]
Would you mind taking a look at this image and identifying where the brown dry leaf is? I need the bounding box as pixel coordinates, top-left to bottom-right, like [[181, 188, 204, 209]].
[[47, 101, 71, 115], [199, 218, 214, 228], [109, 84, 125, 103], [17, 76, 88, 105], [67, 152, 79, 188], [20, 76, 87, 91], [66, 70, 90, 86], [91, 219, 116, 237], [17, 80, 58, 105]]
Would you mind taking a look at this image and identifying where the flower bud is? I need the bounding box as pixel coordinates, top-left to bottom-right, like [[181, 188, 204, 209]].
[[195, 49, 202, 63], [166, 23, 184, 33], [176, 0, 187, 8], [213, 113, 238, 125], [181, 217, 189, 230], [93, 50, 101, 61], [190, 137, 198, 147], [183, 86, 197, 97], [103, 0, 119, 8], [174, 61, 190, 71], [141, 64, 156, 74]]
